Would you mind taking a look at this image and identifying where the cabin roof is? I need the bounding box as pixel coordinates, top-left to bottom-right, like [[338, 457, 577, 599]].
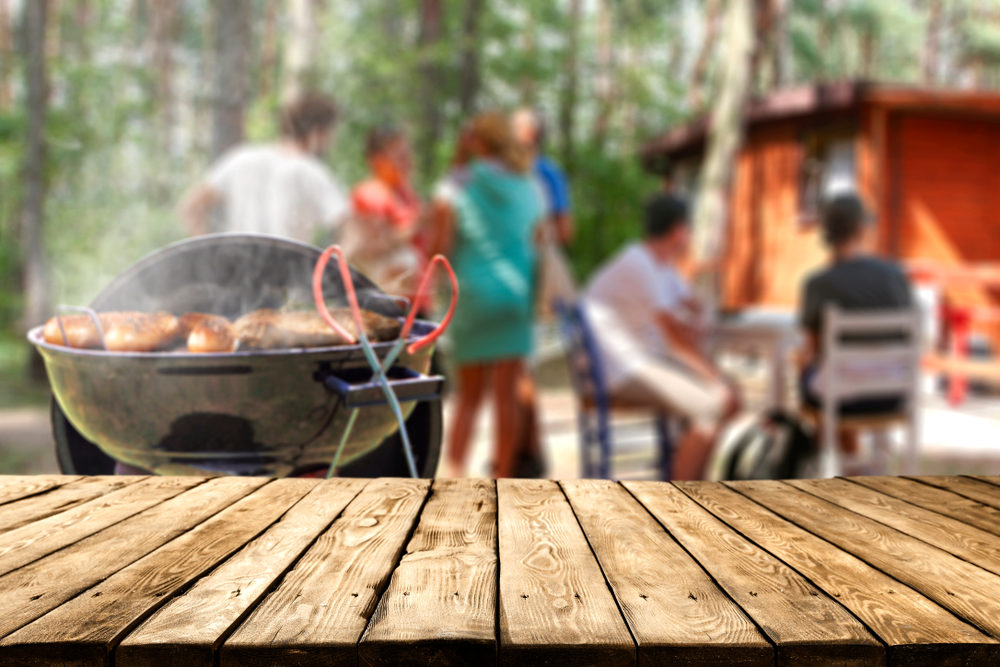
[[641, 80, 1000, 173]]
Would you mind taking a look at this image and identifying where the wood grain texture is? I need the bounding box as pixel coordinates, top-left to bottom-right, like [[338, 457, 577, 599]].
[[850, 476, 1000, 537], [359, 478, 498, 667], [0, 479, 317, 666], [624, 481, 881, 666], [909, 475, 1000, 509], [0, 475, 80, 506], [678, 481, 999, 666], [118, 478, 367, 667], [730, 480, 1000, 639], [970, 475, 1000, 488], [561, 479, 771, 667], [0, 475, 139, 533], [790, 478, 1000, 576], [221, 477, 430, 667], [497, 479, 635, 667], [0, 475, 204, 577], [0, 476, 265, 642]]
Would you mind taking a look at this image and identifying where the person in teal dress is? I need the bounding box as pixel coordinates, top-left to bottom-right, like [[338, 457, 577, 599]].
[[431, 112, 543, 478]]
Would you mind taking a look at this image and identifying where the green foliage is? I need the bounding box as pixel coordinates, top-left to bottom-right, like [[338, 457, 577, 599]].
[[3, 0, 1000, 347]]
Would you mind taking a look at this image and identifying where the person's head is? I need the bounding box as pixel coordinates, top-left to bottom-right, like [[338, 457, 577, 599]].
[[467, 111, 532, 173], [643, 193, 691, 262], [511, 107, 545, 151], [280, 93, 339, 155], [365, 125, 412, 189], [821, 192, 872, 254]]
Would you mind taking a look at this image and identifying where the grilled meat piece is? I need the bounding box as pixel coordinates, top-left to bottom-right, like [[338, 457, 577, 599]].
[[44, 311, 182, 351], [103, 312, 183, 351], [234, 308, 401, 349], [181, 313, 238, 353]]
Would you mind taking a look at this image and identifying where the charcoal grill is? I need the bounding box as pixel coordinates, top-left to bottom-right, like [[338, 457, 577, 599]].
[[29, 234, 444, 477]]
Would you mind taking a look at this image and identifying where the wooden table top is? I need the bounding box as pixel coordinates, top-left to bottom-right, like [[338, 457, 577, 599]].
[[0, 475, 999, 666]]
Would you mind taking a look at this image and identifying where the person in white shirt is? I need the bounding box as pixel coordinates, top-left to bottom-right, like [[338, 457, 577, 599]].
[[180, 93, 349, 245], [584, 193, 738, 479]]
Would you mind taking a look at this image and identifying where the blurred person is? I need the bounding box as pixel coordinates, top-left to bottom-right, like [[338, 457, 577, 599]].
[[584, 193, 739, 480], [511, 108, 573, 245], [798, 193, 913, 458], [180, 93, 347, 245], [435, 112, 545, 478], [343, 125, 425, 299]]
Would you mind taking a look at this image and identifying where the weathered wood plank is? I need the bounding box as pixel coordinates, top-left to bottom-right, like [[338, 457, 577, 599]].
[[730, 480, 1000, 639], [117, 478, 367, 667], [0, 476, 266, 642], [0, 479, 319, 666], [359, 478, 498, 667], [221, 477, 430, 667], [850, 476, 1000, 537], [0, 476, 203, 577], [0, 475, 80, 506], [678, 481, 999, 665], [791, 478, 1000, 576], [0, 475, 140, 533], [969, 475, 1000, 488], [909, 475, 1000, 510], [561, 479, 771, 667], [497, 479, 635, 667], [624, 481, 881, 666]]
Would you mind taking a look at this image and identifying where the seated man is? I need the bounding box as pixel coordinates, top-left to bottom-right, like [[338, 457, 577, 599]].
[[798, 194, 914, 451], [584, 193, 737, 480]]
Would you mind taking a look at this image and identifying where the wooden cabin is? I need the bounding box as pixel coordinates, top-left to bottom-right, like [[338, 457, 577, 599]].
[[641, 81, 1000, 343]]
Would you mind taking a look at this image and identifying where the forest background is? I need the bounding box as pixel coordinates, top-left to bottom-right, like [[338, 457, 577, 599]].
[[2, 0, 1000, 402]]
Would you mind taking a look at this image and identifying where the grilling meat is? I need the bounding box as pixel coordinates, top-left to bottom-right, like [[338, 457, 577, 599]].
[[181, 313, 238, 353], [103, 312, 183, 351], [43, 314, 106, 349], [234, 308, 401, 350], [44, 311, 183, 351]]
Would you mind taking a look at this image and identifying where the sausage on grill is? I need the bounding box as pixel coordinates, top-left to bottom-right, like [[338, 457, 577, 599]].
[[234, 308, 401, 350], [181, 313, 238, 353]]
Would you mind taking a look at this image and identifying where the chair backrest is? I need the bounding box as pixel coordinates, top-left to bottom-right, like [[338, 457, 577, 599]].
[[555, 300, 610, 408], [822, 305, 923, 403]]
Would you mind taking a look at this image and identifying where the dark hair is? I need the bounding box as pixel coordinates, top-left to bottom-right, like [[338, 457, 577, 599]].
[[644, 193, 690, 239], [365, 124, 405, 158], [821, 193, 870, 246], [280, 93, 338, 141]]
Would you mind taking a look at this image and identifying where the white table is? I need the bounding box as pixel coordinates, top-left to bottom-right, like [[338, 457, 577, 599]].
[[710, 308, 801, 410]]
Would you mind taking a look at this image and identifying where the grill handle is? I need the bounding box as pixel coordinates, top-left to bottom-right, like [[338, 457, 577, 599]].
[[320, 367, 444, 409]]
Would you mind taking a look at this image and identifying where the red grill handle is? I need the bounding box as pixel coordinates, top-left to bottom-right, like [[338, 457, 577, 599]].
[[312, 246, 458, 356]]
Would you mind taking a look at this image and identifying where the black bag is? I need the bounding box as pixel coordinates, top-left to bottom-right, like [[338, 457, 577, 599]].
[[722, 409, 817, 480]]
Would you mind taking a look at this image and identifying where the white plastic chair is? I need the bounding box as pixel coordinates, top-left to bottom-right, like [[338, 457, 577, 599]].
[[809, 305, 923, 477]]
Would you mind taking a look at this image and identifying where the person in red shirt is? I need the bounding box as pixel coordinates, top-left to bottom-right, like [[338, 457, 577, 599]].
[[344, 126, 425, 301]]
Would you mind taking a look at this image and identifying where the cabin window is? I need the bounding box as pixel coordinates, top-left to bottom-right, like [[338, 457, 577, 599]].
[[799, 134, 856, 226]]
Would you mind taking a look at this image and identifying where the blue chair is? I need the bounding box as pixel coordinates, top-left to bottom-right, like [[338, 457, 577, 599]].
[[555, 301, 675, 480]]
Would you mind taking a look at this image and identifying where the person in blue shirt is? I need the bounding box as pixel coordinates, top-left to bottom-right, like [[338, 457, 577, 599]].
[[512, 108, 573, 245]]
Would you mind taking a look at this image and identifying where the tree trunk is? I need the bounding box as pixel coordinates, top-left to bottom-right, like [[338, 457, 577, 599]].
[[558, 0, 581, 174], [416, 0, 445, 179], [923, 0, 942, 84], [692, 0, 756, 299], [211, 0, 250, 160], [754, 0, 787, 92], [20, 0, 51, 331], [148, 0, 178, 155], [458, 0, 483, 115], [283, 0, 319, 102], [0, 0, 12, 108], [689, 0, 721, 110], [591, 0, 615, 150], [258, 0, 279, 100]]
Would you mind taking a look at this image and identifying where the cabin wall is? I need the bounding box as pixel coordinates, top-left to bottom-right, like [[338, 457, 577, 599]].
[[721, 125, 826, 311], [889, 110, 1000, 344]]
